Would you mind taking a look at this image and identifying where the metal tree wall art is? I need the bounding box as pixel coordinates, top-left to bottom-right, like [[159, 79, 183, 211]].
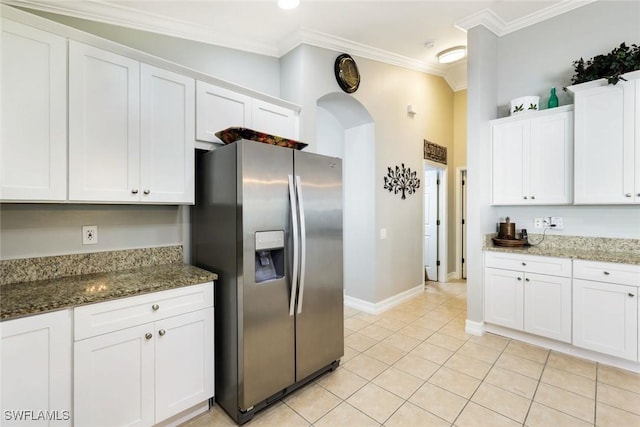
[[383, 164, 420, 199]]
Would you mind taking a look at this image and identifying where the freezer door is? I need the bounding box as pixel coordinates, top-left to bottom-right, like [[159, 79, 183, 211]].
[[293, 151, 344, 380], [239, 141, 295, 409]]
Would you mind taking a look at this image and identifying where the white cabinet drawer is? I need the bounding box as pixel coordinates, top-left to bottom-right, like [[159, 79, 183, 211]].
[[573, 260, 640, 286], [75, 282, 213, 340], [485, 251, 572, 277]]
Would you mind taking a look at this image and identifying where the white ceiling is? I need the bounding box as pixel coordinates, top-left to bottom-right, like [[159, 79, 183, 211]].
[[5, 0, 595, 89]]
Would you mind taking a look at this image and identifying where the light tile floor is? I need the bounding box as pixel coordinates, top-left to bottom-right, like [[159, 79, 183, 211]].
[[184, 280, 640, 426]]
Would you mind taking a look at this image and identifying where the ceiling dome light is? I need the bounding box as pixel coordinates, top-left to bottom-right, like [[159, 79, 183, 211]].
[[278, 0, 300, 10], [437, 46, 466, 64]]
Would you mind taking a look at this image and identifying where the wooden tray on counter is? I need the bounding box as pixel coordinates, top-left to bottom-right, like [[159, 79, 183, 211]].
[[492, 237, 527, 247]]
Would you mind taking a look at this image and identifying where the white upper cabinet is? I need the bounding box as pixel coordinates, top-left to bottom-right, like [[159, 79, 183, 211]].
[[196, 80, 299, 147], [69, 41, 194, 204], [251, 99, 298, 139], [1, 19, 67, 202], [69, 40, 141, 203], [491, 106, 573, 205], [140, 64, 195, 204], [569, 71, 640, 204], [196, 82, 251, 143]]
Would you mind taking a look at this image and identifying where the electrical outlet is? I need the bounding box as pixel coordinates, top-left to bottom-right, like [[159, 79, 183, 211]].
[[543, 217, 551, 227], [534, 218, 544, 229], [82, 225, 98, 245], [550, 216, 564, 229]]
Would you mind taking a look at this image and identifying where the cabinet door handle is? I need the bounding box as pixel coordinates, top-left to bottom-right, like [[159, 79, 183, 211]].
[[523, 196, 528, 200], [629, 293, 635, 297], [525, 278, 530, 282], [637, 193, 640, 197], [521, 262, 527, 266], [517, 277, 522, 281], [132, 189, 139, 194], [145, 332, 152, 340], [625, 193, 632, 197], [158, 329, 166, 336], [531, 195, 535, 200], [143, 189, 150, 195], [603, 271, 610, 275], [152, 304, 160, 311]]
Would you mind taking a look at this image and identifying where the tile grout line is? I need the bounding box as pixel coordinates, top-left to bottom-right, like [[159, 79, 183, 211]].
[[521, 349, 552, 426]]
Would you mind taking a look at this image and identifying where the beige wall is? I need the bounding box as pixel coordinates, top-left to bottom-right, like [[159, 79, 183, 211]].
[[281, 45, 455, 303]]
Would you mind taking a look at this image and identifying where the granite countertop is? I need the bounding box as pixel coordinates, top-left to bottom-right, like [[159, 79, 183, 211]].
[[1, 264, 217, 321], [484, 234, 640, 265]]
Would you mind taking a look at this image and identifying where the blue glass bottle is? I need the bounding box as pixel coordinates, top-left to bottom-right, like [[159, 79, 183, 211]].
[[548, 87, 558, 109]]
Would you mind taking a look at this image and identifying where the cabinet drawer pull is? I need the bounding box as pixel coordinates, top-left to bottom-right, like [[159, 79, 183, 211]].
[[158, 329, 166, 336], [521, 262, 527, 266], [637, 193, 640, 197], [625, 193, 632, 197], [525, 278, 530, 282], [152, 304, 160, 311], [531, 195, 535, 200], [523, 196, 528, 200], [143, 189, 150, 195], [629, 293, 635, 298], [131, 189, 139, 194], [603, 271, 610, 275], [517, 277, 522, 281], [145, 332, 152, 340]]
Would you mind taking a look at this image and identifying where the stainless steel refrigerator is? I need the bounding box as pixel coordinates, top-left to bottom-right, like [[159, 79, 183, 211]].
[[193, 140, 343, 424]]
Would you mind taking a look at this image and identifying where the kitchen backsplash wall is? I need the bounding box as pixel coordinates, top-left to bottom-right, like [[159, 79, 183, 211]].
[[0, 204, 185, 260], [494, 205, 640, 240]]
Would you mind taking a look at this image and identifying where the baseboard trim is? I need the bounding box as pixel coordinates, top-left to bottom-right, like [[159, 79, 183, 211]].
[[447, 272, 458, 281], [344, 283, 424, 315], [486, 323, 640, 374], [464, 319, 486, 336]]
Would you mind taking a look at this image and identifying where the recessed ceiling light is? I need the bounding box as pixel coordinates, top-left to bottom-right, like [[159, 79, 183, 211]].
[[437, 46, 466, 64], [278, 0, 300, 10]]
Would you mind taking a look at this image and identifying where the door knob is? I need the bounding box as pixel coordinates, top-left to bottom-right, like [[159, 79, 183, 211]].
[[145, 333, 152, 340]]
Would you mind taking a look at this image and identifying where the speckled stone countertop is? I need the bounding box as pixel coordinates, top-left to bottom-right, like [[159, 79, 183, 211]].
[[0, 247, 217, 321], [483, 234, 640, 265]]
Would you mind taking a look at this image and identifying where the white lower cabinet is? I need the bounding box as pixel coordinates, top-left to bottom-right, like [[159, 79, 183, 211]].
[[74, 283, 214, 427], [572, 260, 639, 361], [1, 309, 72, 426], [484, 252, 572, 343]]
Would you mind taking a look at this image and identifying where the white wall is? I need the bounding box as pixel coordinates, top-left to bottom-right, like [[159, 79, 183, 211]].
[[0, 204, 183, 260], [25, 9, 281, 96], [466, 1, 640, 324]]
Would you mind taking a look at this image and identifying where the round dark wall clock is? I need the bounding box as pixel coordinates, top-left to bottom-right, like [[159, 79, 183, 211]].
[[334, 54, 360, 93]]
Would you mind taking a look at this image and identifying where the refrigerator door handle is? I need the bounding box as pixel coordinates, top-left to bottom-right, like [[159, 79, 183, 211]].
[[288, 175, 300, 316], [295, 175, 307, 314]]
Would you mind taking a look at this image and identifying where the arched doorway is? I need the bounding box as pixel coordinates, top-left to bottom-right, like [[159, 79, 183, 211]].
[[315, 93, 375, 303]]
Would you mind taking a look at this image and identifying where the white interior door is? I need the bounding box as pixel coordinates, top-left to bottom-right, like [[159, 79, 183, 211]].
[[424, 168, 439, 281]]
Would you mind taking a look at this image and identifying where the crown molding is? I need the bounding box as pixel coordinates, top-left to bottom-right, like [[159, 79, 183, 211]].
[[2, 0, 281, 56], [5, 0, 471, 90], [283, 27, 448, 77], [455, 0, 596, 36]]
